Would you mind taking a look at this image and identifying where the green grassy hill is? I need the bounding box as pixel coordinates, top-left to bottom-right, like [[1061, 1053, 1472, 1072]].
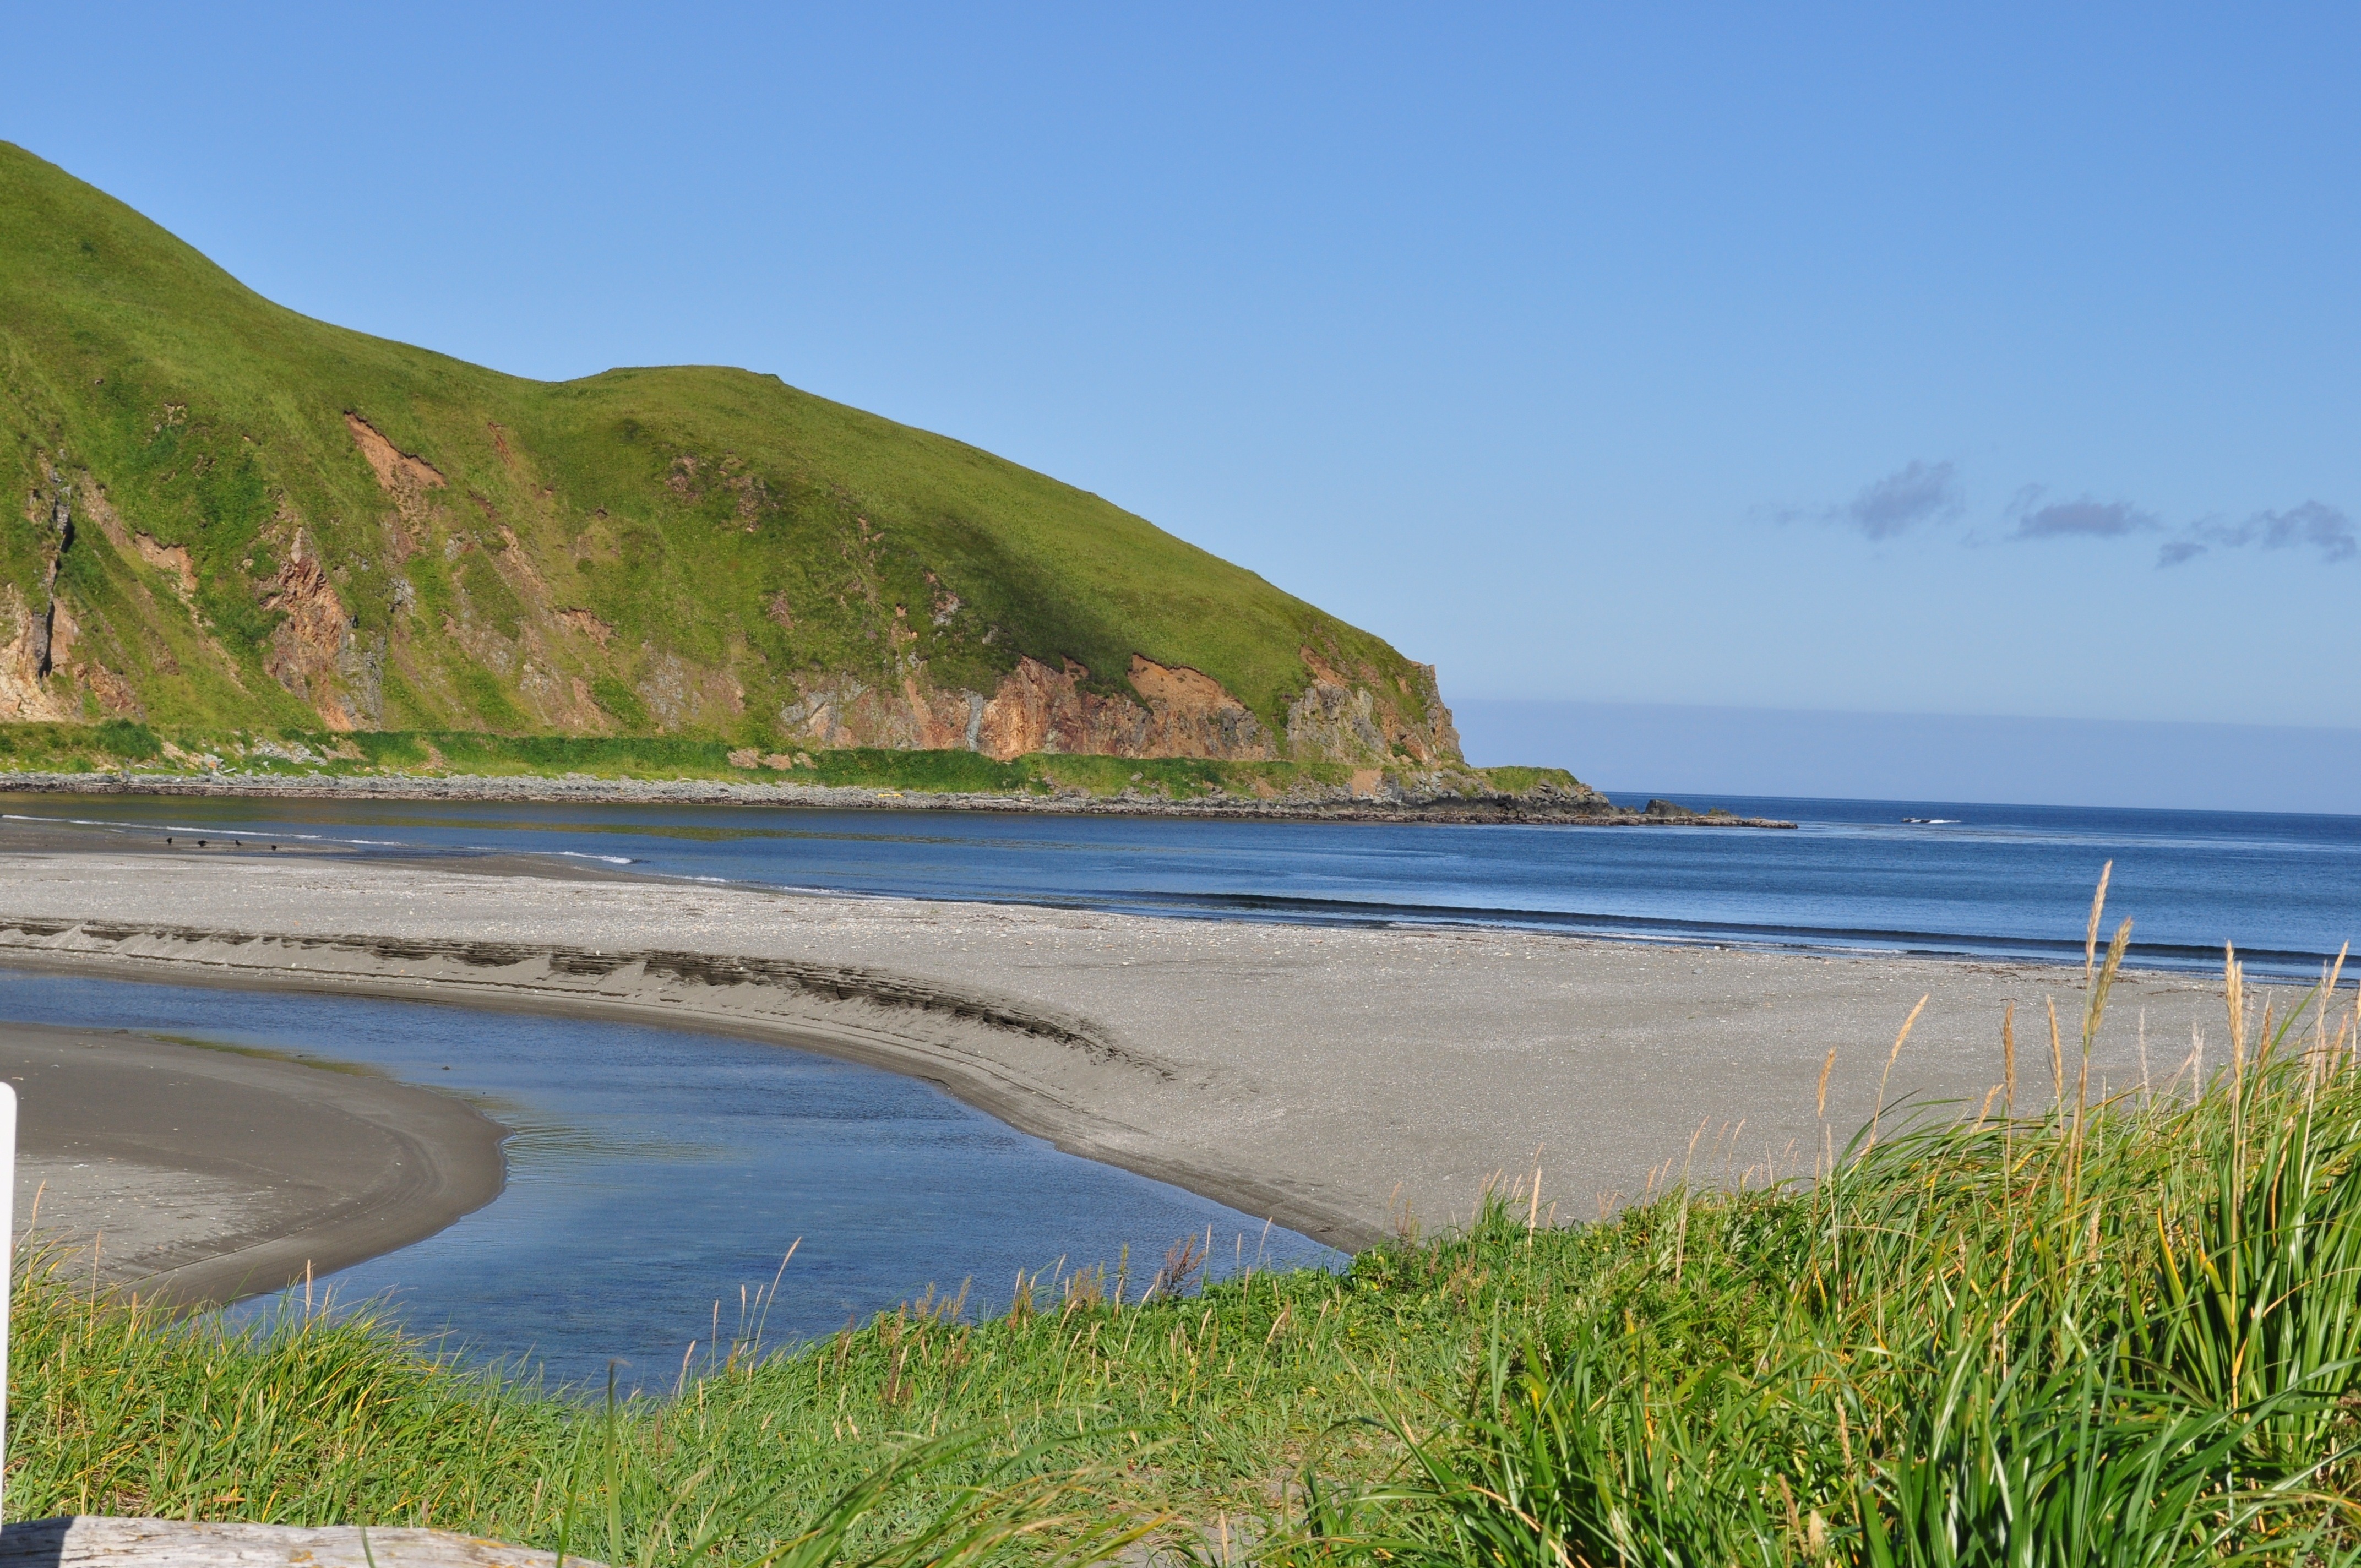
[[0, 141, 1465, 772]]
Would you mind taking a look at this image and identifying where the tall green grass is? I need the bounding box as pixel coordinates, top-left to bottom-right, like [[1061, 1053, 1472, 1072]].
[[1341, 889, 2361, 1566], [3, 1262, 1167, 1566]]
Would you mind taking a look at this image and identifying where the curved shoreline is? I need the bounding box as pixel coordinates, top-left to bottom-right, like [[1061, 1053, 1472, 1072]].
[[0, 848, 2229, 1263], [0, 922, 1374, 1251], [2, 1020, 505, 1308]]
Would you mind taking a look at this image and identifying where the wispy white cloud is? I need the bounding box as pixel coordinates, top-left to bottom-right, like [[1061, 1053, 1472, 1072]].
[[1775, 466, 2352, 570], [2157, 500, 2356, 568], [1779, 459, 1963, 538], [2005, 488, 2160, 540]]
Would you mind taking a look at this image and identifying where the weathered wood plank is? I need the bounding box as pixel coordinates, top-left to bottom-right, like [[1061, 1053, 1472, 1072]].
[[0, 1516, 606, 1567]]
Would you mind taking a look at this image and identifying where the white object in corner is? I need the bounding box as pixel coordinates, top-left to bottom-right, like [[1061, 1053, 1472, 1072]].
[[0, 1081, 15, 1523]]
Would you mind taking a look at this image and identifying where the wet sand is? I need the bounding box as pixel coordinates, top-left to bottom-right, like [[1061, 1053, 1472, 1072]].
[[2, 1021, 505, 1306], [0, 845, 2234, 1253]]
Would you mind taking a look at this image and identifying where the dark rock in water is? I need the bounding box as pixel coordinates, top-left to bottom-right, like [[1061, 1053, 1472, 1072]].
[[1643, 798, 1700, 820]]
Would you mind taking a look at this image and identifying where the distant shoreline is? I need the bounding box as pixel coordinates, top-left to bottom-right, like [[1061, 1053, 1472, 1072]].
[[0, 770, 1796, 827]]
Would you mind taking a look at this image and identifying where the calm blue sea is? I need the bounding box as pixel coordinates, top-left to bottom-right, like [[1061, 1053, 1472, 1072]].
[[0, 968, 1337, 1390], [4, 790, 2357, 977]]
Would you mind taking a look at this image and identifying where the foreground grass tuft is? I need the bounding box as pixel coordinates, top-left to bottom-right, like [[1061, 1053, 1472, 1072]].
[[1329, 928, 2361, 1566]]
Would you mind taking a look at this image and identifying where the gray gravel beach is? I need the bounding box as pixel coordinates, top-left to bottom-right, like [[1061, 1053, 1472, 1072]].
[[0, 845, 2229, 1255]]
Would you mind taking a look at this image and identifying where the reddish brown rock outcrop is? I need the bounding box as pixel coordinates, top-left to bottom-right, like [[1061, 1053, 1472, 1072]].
[[975, 657, 1141, 759], [132, 532, 195, 597], [1121, 655, 1276, 757], [263, 531, 367, 730], [3, 466, 79, 720], [777, 673, 972, 752], [347, 413, 449, 567], [346, 413, 447, 496], [0, 583, 70, 721], [781, 654, 1285, 762], [775, 645, 1461, 766]]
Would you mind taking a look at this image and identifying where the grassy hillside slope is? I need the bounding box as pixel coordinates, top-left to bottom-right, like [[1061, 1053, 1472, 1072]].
[[0, 143, 1461, 767]]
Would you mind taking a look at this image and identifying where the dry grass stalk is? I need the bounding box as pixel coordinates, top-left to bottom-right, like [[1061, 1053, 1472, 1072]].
[[2047, 997, 2065, 1105], [1524, 1147, 1543, 1238], [1863, 994, 1929, 1154], [2083, 858, 2113, 986], [2003, 1001, 2017, 1112]]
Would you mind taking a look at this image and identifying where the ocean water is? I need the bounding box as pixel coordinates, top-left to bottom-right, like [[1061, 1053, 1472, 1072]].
[[0, 968, 1339, 1390], [4, 790, 2357, 977]]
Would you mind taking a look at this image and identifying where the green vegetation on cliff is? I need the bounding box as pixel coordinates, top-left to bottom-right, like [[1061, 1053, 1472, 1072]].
[[0, 141, 1462, 770], [0, 720, 1592, 807]]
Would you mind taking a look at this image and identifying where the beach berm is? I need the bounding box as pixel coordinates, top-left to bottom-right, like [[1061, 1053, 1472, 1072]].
[[0, 841, 2218, 1253]]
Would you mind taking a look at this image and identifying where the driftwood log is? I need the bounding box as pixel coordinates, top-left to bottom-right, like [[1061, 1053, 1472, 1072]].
[[0, 1517, 605, 1567]]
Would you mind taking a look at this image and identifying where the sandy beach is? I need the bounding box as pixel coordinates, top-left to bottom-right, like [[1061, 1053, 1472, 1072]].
[[0, 841, 2233, 1256], [2, 1020, 505, 1306]]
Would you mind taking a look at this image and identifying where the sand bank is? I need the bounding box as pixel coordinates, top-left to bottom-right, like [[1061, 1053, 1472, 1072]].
[[2, 1021, 504, 1306], [0, 848, 2229, 1250]]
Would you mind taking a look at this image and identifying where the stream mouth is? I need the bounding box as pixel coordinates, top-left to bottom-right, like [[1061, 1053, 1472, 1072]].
[[0, 966, 1339, 1392]]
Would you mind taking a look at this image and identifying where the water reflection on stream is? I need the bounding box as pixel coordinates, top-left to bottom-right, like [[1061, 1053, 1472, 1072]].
[[0, 967, 1338, 1390]]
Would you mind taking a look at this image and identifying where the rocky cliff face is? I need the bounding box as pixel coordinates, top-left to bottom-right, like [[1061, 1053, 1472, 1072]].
[[260, 531, 373, 732], [777, 647, 1460, 766], [323, 412, 1466, 765], [2, 464, 104, 722], [6, 420, 1465, 769], [1287, 649, 1460, 765]]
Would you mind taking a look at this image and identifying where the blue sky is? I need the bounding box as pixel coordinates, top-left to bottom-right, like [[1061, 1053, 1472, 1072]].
[[5, 4, 2357, 802]]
